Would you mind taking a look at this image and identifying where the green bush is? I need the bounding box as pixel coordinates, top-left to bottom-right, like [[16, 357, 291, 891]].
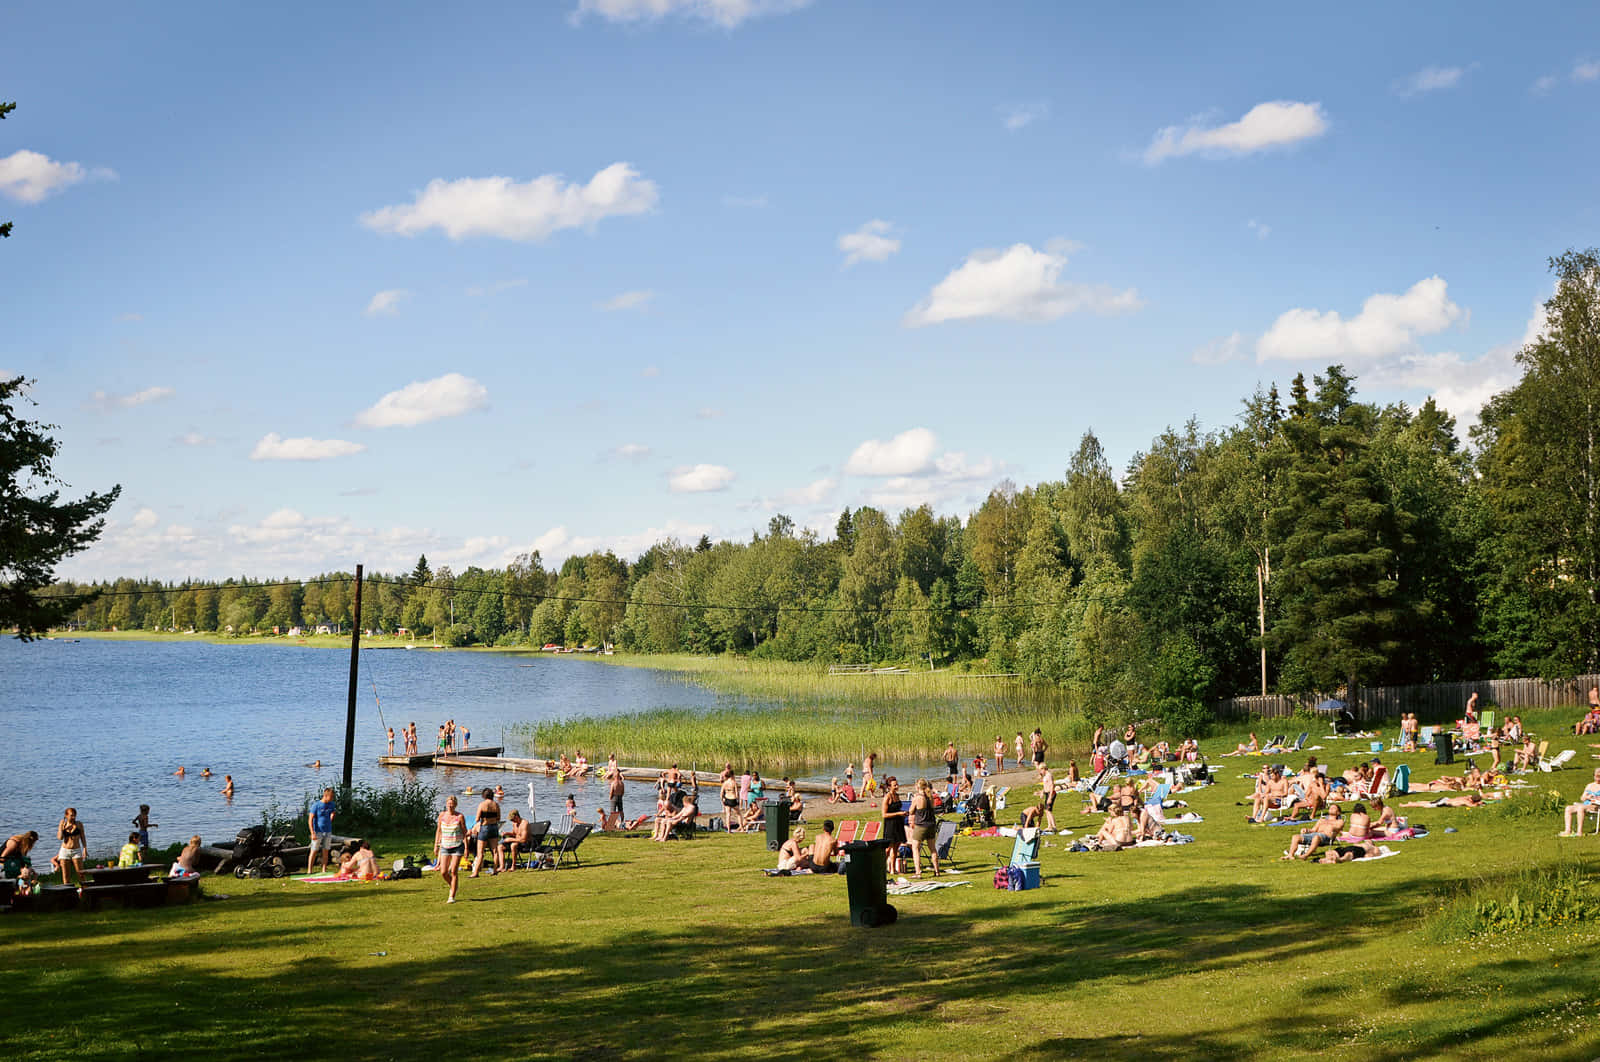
[[1153, 695, 1212, 739], [1490, 786, 1566, 819], [259, 779, 440, 841]]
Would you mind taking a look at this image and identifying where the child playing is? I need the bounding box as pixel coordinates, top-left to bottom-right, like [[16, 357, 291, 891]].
[[132, 804, 157, 861]]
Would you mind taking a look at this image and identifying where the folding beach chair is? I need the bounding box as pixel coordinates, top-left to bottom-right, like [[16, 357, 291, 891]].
[[535, 823, 593, 868], [1391, 764, 1410, 795], [1540, 749, 1576, 772], [1351, 765, 1386, 801], [861, 820, 882, 842], [934, 822, 959, 865], [1480, 710, 1496, 731], [506, 821, 550, 868], [994, 786, 1011, 811], [836, 821, 860, 845], [1008, 828, 1041, 867], [1291, 732, 1309, 752], [1419, 726, 1435, 747]]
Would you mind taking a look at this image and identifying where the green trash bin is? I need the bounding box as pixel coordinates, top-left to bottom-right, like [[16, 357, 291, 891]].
[[764, 799, 789, 851], [843, 839, 897, 927]]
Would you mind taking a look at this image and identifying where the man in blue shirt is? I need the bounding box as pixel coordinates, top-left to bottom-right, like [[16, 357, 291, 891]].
[[308, 787, 336, 875]]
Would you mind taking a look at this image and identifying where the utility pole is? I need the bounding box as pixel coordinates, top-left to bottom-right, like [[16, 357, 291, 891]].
[[341, 564, 364, 793]]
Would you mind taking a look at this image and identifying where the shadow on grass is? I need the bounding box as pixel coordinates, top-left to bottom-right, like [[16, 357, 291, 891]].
[[3, 868, 1596, 1061]]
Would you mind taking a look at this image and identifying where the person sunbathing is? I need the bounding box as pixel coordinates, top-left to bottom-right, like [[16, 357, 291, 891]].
[[1345, 803, 1372, 840], [169, 835, 203, 878], [1249, 767, 1291, 822], [652, 791, 699, 841], [500, 812, 531, 866], [1560, 768, 1600, 836], [796, 821, 839, 873], [775, 827, 806, 871], [1284, 805, 1345, 860], [1514, 737, 1538, 772], [1319, 839, 1380, 863], [1401, 791, 1503, 808], [1094, 810, 1136, 851], [1222, 733, 1259, 757], [1369, 797, 1398, 834]]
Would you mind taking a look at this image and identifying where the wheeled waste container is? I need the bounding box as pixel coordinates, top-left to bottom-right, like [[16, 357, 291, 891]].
[[843, 839, 897, 927], [763, 799, 788, 851], [1434, 729, 1454, 765]]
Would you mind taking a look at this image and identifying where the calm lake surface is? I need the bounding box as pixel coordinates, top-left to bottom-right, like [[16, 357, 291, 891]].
[[1, 639, 749, 855]]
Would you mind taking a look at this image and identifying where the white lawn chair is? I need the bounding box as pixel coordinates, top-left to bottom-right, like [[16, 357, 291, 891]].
[[1539, 748, 1576, 772]]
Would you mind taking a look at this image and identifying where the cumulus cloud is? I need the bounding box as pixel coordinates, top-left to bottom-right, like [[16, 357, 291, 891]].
[[904, 243, 1141, 327], [1256, 276, 1463, 362], [864, 452, 1005, 512], [844, 428, 939, 476], [90, 386, 174, 410], [838, 219, 900, 266], [1395, 64, 1472, 97], [1143, 101, 1328, 164], [175, 430, 213, 447], [1247, 218, 1270, 240], [608, 442, 652, 461], [250, 433, 365, 461], [598, 289, 655, 311], [364, 289, 410, 316], [0, 149, 105, 203], [1192, 332, 1247, 365], [360, 163, 658, 242], [572, 0, 812, 28], [669, 463, 735, 492], [740, 476, 839, 513], [353, 373, 489, 428], [130, 507, 159, 530], [999, 101, 1049, 132]]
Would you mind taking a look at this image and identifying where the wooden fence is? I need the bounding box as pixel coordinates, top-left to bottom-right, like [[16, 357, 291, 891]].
[[1215, 674, 1600, 725]]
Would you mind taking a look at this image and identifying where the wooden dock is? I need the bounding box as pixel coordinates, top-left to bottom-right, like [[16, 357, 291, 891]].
[[378, 746, 503, 768], [421, 755, 831, 794]]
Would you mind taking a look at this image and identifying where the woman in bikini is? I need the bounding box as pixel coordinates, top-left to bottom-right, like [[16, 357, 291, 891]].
[[55, 807, 87, 886], [434, 795, 467, 903], [471, 788, 502, 876]]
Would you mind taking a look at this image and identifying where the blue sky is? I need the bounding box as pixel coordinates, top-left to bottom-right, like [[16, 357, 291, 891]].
[[5, 1, 1596, 580]]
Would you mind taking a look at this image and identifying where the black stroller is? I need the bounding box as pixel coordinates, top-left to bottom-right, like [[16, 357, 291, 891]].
[[959, 789, 995, 829]]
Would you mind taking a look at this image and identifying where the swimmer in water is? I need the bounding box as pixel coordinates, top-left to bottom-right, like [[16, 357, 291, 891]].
[[221, 774, 235, 797], [309, 760, 322, 770], [173, 766, 186, 777], [201, 767, 212, 778]]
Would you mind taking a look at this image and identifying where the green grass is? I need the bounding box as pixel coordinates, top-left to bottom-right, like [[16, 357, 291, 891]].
[[10, 712, 1600, 1060]]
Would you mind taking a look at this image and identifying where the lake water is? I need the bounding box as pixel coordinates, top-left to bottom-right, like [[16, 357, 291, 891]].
[[1, 639, 749, 856]]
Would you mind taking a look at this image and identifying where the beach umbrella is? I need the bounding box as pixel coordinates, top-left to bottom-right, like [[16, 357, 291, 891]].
[[1314, 698, 1346, 712]]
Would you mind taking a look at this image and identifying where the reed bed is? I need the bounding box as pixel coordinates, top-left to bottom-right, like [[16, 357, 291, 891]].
[[520, 701, 1095, 770]]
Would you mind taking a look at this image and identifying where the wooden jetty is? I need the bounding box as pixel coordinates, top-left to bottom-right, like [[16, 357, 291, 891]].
[[378, 746, 503, 768], [421, 755, 832, 794]]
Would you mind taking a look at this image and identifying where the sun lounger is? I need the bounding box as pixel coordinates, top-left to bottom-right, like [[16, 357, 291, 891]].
[[862, 820, 882, 842], [1540, 748, 1576, 772], [534, 823, 593, 868], [836, 820, 860, 845]]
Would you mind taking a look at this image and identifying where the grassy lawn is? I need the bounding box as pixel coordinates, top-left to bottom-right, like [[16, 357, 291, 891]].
[[9, 714, 1600, 1060]]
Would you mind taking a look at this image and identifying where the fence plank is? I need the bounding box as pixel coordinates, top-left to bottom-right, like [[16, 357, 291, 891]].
[[1213, 673, 1600, 724]]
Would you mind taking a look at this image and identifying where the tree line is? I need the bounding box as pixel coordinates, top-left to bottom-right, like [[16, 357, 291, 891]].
[[40, 252, 1600, 728]]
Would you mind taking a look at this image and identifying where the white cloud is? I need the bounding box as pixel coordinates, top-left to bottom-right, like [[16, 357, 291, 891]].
[[1575, 60, 1600, 82], [1395, 65, 1471, 97], [669, 463, 735, 492], [838, 219, 900, 266], [353, 373, 489, 428], [1247, 218, 1270, 240], [250, 433, 365, 461], [741, 476, 839, 513], [609, 442, 652, 461], [465, 277, 529, 297], [1143, 101, 1328, 164], [175, 430, 213, 447], [572, 0, 812, 29], [864, 452, 1004, 512], [0, 149, 102, 203], [1192, 332, 1247, 365], [522, 519, 715, 566], [904, 243, 1141, 327], [1256, 276, 1463, 362], [845, 428, 939, 476], [599, 289, 656, 311], [130, 507, 159, 530], [999, 101, 1049, 132], [364, 289, 410, 316], [361, 163, 658, 242], [90, 386, 175, 410], [1532, 74, 1558, 95]]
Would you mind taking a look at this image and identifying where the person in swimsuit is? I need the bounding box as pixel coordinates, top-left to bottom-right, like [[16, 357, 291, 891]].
[[1037, 765, 1058, 831], [720, 774, 740, 831], [434, 795, 467, 902], [2, 831, 40, 886], [169, 835, 202, 878], [861, 753, 877, 797], [880, 778, 907, 876], [944, 742, 959, 781], [471, 788, 502, 876], [1015, 732, 1025, 767], [776, 827, 806, 872], [221, 775, 235, 797], [1031, 729, 1047, 767], [386, 728, 395, 755], [994, 736, 1006, 772], [201, 767, 212, 778], [1320, 840, 1380, 863], [796, 820, 838, 873], [54, 807, 87, 886], [132, 804, 157, 861], [1561, 768, 1600, 836]]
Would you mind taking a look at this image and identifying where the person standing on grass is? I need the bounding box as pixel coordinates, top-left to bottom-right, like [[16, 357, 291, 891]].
[[471, 787, 502, 876], [880, 778, 907, 876], [307, 787, 336, 875], [720, 772, 741, 832], [909, 779, 940, 878], [1037, 764, 1058, 832], [434, 795, 466, 903]]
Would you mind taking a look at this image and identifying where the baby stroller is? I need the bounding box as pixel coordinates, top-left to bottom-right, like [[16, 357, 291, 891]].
[[233, 832, 298, 878], [959, 789, 995, 829]]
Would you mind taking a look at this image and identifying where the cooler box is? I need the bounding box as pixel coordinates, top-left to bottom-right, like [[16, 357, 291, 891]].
[[1018, 861, 1041, 890]]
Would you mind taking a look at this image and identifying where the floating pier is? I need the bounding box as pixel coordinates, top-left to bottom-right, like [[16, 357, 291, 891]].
[[378, 746, 503, 768]]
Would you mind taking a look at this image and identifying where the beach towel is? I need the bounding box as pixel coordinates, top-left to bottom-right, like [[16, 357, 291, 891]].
[[1352, 845, 1400, 862], [887, 880, 971, 895], [296, 874, 374, 884]]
